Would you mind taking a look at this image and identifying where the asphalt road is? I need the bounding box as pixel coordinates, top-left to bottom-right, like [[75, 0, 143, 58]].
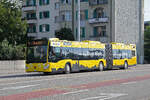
[[0, 64, 150, 100]]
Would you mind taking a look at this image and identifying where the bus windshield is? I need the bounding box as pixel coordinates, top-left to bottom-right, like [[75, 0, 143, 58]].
[[26, 46, 47, 63]]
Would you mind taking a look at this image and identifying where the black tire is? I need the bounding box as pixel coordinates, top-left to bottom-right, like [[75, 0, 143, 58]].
[[98, 62, 104, 71], [124, 61, 128, 69], [64, 64, 71, 74], [43, 72, 50, 75]]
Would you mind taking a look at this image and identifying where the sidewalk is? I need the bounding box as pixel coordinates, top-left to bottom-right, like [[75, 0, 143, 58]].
[[0, 70, 26, 76], [0, 64, 148, 76]]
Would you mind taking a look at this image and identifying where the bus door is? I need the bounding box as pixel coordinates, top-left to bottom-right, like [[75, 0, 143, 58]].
[[105, 44, 113, 69]]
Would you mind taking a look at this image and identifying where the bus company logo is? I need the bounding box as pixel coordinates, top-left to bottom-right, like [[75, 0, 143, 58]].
[[63, 42, 72, 46], [52, 42, 60, 46]]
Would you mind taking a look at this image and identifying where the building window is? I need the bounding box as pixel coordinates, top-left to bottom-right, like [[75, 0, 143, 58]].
[[76, 0, 88, 3], [89, 0, 108, 5], [39, 24, 50, 32], [39, 11, 50, 19], [80, 10, 88, 20], [26, 0, 36, 6], [93, 7, 106, 18], [93, 26, 106, 37], [80, 0, 88, 2], [26, 13, 36, 20], [61, 0, 71, 4], [55, 2, 60, 9], [76, 10, 88, 20], [81, 27, 85, 38], [60, 11, 71, 21], [39, 0, 49, 5], [27, 24, 36, 33], [80, 11, 85, 20]]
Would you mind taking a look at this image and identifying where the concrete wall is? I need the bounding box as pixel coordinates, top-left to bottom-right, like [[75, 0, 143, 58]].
[[114, 0, 140, 44], [0, 60, 25, 73], [113, 0, 144, 64]]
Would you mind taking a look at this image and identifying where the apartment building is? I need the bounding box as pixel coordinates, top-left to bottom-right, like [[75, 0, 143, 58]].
[[22, 0, 144, 63], [22, 0, 60, 38]]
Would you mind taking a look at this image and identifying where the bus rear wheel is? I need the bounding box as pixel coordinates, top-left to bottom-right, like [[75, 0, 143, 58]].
[[124, 61, 128, 69], [65, 64, 71, 74], [43, 72, 50, 75], [98, 62, 104, 71]]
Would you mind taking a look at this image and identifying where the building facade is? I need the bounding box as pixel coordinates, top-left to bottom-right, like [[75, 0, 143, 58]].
[[22, 0, 60, 38], [22, 0, 144, 63]]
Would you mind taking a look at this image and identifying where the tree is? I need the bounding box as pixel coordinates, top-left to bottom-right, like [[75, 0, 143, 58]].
[[0, 0, 27, 60], [144, 25, 150, 63], [55, 28, 75, 41], [0, 0, 27, 45]]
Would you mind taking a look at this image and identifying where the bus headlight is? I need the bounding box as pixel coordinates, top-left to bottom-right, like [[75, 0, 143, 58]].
[[44, 65, 49, 70]]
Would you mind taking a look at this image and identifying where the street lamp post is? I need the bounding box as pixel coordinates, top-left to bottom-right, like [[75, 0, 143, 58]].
[[77, 0, 80, 41]]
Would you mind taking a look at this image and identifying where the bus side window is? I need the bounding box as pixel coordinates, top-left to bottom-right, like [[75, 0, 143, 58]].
[[74, 48, 79, 60], [118, 50, 121, 59], [132, 50, 136, 57], [66, 47, 70, 58], [89, 48, 94, 59], [61, 47, 66, 58], [69, 48, 73, 59], [113, 49, 118, 59], [127, 50, 132, 59], [121, 50, 125, 59]]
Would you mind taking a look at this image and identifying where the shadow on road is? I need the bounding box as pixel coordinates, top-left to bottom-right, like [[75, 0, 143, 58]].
[[0, 68, 122, 79], [0, 73, 44, 79]]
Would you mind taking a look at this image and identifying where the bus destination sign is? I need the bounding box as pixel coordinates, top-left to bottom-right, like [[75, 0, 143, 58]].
[[27, 40, 48, 46]]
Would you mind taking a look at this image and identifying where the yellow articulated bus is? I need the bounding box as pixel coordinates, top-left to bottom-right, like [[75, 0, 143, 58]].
[[26, 38, 136, 74]]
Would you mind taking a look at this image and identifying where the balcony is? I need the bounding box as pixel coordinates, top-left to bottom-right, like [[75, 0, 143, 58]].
[[22, 5, 36, 12], [99, 37, 108, 43], [88, 17, 108, 24], [89, 0, 108, 6], [27, 33, 37, 37], [23, 17, 37, 23], [27, 18, 37, 23], [90, 35, 108, 42]]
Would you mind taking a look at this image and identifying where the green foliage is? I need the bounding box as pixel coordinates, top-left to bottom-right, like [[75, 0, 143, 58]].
[[144, 25, 150, 63], [0, 40, 25, 60], [0, 0, 27, 60], [0, 0, 27, 45], [55, 28, 75, 41]]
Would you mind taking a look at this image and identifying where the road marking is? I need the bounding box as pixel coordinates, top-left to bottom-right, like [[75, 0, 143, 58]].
[[63, 89, 89, 95], [0, 89, 67, 100], [80, 93, 128, 100], [0, 84, 40, 91], [122, 81, 137, 85]]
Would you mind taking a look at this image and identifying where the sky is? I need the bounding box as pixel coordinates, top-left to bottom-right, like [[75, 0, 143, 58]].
[[144, 0, 150, 21]]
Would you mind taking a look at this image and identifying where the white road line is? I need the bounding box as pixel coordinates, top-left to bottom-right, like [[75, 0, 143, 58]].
[[122, 81, 137, 85], [81, 96, 107, 100], [80, 93, 127, 100], [63, 89, 89, 95], [0, 84, 40, 91]]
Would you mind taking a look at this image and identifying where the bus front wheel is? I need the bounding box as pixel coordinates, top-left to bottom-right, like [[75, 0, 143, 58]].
[[65, 64, 71, 74], [98, 62, 104, 71]]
